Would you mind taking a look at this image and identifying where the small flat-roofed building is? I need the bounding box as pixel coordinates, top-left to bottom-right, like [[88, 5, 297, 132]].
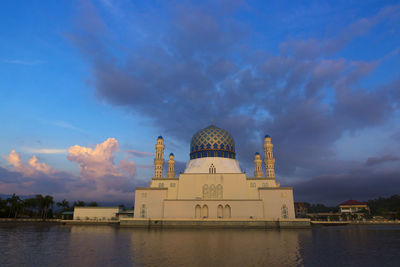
[[73, 207, 121, 220]]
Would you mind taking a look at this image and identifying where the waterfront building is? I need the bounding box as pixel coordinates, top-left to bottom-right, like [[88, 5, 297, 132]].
[[294, 202, 308, 218], [133, 125, 296, 220], [339, 200, 370, 214], [73, 207, 121, 220]]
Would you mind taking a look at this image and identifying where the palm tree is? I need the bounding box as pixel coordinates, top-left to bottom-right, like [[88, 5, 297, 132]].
[[73, 200, 86, 207], [35, 194, 46, 219], [88, 201, 98, 207], [6, 193, 21, 218], [23, 197, 39, 217], [43, 195, 54, 219], [56, 199, 70, 211]]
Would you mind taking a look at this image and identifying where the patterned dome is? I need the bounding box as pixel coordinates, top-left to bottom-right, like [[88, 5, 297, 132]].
[[190, 125, 236, 159]]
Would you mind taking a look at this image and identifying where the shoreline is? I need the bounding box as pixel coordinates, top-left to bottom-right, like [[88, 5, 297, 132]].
[[1, 218, 399, 227]]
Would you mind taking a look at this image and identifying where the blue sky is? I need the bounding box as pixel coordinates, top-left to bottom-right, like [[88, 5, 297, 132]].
[[1, 0, 399, 205]]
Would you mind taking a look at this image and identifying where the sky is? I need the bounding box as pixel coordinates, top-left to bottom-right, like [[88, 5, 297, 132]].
[[0, 0, 399, 205]]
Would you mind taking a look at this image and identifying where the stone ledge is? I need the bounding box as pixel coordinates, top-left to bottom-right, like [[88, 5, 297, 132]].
[[120, 218, 310, 229]]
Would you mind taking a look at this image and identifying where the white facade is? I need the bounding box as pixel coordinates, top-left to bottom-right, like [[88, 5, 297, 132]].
[[73, 207, 121, 220], [184, 157, 242, 174], [133, 125, 296, 221]]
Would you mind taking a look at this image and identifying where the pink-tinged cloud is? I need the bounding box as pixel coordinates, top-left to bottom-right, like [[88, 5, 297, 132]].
[[3, 150, 53, 176], [66, 138, 137, 201], [67, 137, 129, 178], [118, 159, 136, 177], [1, 138, 140, 203]]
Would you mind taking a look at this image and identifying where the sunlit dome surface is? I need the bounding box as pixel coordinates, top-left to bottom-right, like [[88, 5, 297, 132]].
[[190, 125, 236, 159]]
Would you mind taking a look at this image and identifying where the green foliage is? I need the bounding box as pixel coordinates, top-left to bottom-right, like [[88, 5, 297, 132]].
[[88, 201, 98, 207], [0, 193, 54, 219], [73, 200, 86, 207], [306, 203, 339, 213], [56, 199, 71, 212], [368, 195, 400, 219]]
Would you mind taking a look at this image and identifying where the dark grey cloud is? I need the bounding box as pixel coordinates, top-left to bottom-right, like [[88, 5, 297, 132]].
[[0, 166, 77, 195], [366, 154, 399, 166], [68, 1, 400, 202], [292, 170, 400, 205]]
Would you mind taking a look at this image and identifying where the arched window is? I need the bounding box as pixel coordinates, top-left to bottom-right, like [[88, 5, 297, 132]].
[[217, 184, 223, 199], [140, 204, 147, 218], [195, 205, 201, 218], [209, 164, 216, 174], [200, 144, 204, 149], [224, 205, 231, 218], [217, 205, 223, 218], [210, 185, 216, 199], [202, 205, 209, 218], [206, 143, 211, 149], [220, 144, 224, 149], [281, 204, 288, 219], [203, 184, 209, 199], [213, 143, 218, 149]]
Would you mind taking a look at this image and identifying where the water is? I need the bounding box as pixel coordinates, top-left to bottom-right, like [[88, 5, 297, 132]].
[[0, 224, 399, 267]]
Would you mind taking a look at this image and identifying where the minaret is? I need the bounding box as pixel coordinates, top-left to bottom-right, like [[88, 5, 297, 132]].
[[167, 153, 175, 178], [154, 136, 165, 178], [254, 152, 263, 178], [263, 135, 275, 179]]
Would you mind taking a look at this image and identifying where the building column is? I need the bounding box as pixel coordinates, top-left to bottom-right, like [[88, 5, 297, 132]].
[[167, 153, 175, 178], [254, 152, 263, 178], [263, 135, 275, 179], [154, 136, 165, 178]]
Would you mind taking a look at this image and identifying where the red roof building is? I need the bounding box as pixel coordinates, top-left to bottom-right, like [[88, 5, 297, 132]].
[[339, 200, 369, 214]]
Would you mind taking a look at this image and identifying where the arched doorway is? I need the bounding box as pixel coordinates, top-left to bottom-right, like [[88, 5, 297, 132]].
[[224, 204, 231, 218], [217, 205, 223, 218], [195, 205, 201, 218], [202, 205, 209, 218]]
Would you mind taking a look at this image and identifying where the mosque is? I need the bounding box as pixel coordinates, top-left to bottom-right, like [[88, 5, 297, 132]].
[[131, 125, 299, 222]]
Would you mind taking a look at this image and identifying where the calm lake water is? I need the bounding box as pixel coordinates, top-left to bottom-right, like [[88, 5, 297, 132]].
[[0, 224, 399, 267]]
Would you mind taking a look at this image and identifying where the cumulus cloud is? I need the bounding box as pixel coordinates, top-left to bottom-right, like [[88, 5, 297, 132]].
[[66, 138, 136, 197], [68, 138, 123, 178], [3, 150, 53, 176], [1, 138, 140, 203]]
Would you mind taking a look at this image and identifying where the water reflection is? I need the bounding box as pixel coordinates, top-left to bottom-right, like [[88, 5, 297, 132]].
[[1, 224, 399, 267], [123, 228, 309, 266]]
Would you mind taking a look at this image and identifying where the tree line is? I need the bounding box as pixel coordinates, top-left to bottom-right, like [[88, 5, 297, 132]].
[[302, 194, 400, 219], [0, 193, 98, 219]]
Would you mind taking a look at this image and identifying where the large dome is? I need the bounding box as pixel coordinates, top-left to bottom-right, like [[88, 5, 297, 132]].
[[190, 125, 236, 159]]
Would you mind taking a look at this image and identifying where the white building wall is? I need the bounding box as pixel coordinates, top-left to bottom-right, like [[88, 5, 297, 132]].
[[164, 200, 264, 219], [134, 188, 167, 218], [259, 188, 296, 220], [73, 207, 121, 220], [184, 158, 242, 173]]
